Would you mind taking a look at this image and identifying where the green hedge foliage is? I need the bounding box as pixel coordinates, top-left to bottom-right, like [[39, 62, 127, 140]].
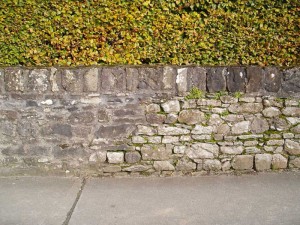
[[0, 0, 299, 66]]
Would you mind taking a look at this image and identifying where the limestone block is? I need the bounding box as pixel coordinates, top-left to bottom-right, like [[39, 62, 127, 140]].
[[262, 107, 281, 118], [107, 152, 124, 164], [207, 67, 227, 92], [284, 140, 300, 155], [178, 110, 205, 125], [246, 66, 263, 93], [176, 158, 196, 171], [272, 154, 287, 169], [282, 67, 300, 94], [153, 161, 175, 171], [220, 146, 243, 155], [192, 125, 214, 134], [232, 121, 250, 135], [141, 145, 172, 160], [282, 107, 300, 117], [161, 100, 180, 113], [203, 159, 222, 171], [255, 154, 272, 171], [226, 67, 246, 92], [186, 143, 219, 159], [187, 67, 206, 91], [264, 67, 282, 92], [250, 118, 269, 134], [232, 155, 253, 170], [125, 152, 141, 164], [84, 68, 98, 92], [157, 125, 190, 135], [174, 146, 186, 154]]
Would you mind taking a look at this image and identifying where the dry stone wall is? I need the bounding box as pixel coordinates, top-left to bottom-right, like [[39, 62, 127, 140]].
[[0, 66, 299, 177]]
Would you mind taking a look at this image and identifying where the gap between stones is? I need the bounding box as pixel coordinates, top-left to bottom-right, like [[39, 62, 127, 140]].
[[62, 177, 87, 225]]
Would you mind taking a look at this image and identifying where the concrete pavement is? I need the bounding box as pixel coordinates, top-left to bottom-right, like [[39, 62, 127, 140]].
[[1, 172, 300, 225]]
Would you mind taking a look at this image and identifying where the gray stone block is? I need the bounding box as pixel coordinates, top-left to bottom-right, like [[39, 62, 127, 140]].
[[186, 143, 219, 159], [206, 67, 227, 92], [107, 152, 124, 164], [246, 66, 263, 93], [162, 66, 176, 90], [95, 124, 135, 139], [178, 110, 205, 125], [255, 154, 272, 171], [138, 67, 163, 91], [153, 161, 175, 171], [4, 68, 28, 92], [272, 154, 287, 169], [27, 69, 50, 93], [282, 67, 300, 94], [101, 67, 126, 93], [203, 159, 222, 171], [62, 69, 83, 92], [226, 67, 246, 92], [232, 155, 253, 170], [284, 140, 300, 155], [125, 152, 141, 164], [141, 144, 172, 160], [176, 68, 188, 96], [84, 68, 98, 92], [187, 67, 206, 91], [264, 67, 282, 92]]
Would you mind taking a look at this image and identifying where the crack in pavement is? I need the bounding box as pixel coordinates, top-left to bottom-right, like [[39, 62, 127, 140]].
[[62, 177, 87, 225]]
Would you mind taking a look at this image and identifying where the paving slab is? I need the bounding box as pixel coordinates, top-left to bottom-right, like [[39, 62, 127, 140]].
[[70, 172, 300, 225], [0, 176, 81, 225]]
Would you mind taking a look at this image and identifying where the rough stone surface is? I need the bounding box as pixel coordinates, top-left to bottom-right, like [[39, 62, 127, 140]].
[[178, 110, 205, 125], [176, 68, 188, 96], [226, 67, 246, 92], [141, 145, 172, 160], [228, 103, 263, 114], [232, 121, 250, 135], [289, 158, 300, 168], [192, 125, 214, 134], [125, 152, 141, 164], [282, 67, 300, 94], [246, 66, 263, 92], [203, 159, 222, 171], [173, 146, 186, 154], [101, 67, 126, 93], [62, 69, 83, 92], [220, 146, 244, 155], [122, 165, 152, 172], [176, 158, 196, 171], [282, 107, 300, 117], [187, 143, 219, 159], [272, 154, 288, 169], [187, 67, 206, 91], [153, 161, 175, 171], [207, 67, 227, 92], [157, 125, 190, 135], [84, 68, 98, 92], [161, 100, 180, 113], [250, 118, 269, 133], [291, 125, 300, 134], [255, 154, 272, 171], [284, 140, 300, 155], [107, 152, 124, 164], [232, 155, 253, 170], [262, 107, 281, 118], [264, 67, 281, 92]]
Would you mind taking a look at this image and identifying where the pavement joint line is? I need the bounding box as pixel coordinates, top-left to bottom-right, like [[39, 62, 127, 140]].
[[62, 177, 87, 225]]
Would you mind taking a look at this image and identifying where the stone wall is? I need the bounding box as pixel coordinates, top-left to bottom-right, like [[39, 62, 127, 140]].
[[0, 66, 299, 177]]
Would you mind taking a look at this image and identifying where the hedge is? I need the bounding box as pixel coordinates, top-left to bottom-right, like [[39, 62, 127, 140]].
[[0, 0, 299, 66]]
